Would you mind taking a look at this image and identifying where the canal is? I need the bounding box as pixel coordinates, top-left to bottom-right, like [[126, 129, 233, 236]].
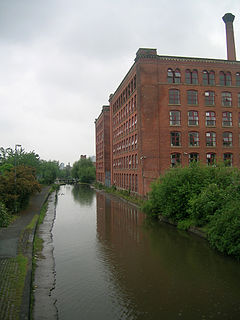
[[52, 184, 240, 320]]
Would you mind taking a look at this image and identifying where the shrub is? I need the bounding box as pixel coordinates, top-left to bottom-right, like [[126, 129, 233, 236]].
[[187, 183, 227, 226], [0, 202, 11, 227], [207, 201, 240, 259]]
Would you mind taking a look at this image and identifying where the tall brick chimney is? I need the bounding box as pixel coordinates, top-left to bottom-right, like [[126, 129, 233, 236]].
[[222, 13, 236, 61]]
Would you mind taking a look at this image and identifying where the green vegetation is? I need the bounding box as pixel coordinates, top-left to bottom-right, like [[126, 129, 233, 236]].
[[94, 182, 144, 207], [0, 146, 64, 227], [143, 162, 240, 260], [71, 157, 95, 183]]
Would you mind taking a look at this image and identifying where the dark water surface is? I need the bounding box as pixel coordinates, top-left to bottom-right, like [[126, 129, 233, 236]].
[[52, 185, 240, 320]]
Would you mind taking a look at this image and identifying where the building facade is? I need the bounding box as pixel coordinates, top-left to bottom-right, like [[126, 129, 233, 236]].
[[96, 14, 240, 196], [95, 105, 111, 187]]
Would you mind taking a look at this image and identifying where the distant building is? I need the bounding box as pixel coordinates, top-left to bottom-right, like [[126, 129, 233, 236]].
[[95, 106, 111, 187], [95, 13, 240, 196]]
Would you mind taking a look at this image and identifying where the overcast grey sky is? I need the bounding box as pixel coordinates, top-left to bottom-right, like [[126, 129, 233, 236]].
[[0, 0, 239, 165]]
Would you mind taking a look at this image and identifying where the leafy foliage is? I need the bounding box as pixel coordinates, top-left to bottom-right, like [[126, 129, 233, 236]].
[[0, 202, 11, 227], [207, 201, 240, 259], [0, 165, 41, 213], [143, 163, 240, 259], [71, 158, 95, 183]]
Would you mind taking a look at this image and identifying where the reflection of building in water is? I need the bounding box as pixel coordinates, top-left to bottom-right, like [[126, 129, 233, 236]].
[[96, 192, 145, 245]]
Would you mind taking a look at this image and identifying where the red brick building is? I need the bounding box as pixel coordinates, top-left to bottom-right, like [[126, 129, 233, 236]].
[[95, 105, 111, 186], [96, 13, 240, 196]]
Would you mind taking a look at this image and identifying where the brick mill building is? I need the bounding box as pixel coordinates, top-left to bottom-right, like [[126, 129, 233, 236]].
[[95, 13, 240, 196]]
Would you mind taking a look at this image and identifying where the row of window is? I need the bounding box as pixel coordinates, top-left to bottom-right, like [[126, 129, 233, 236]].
[[113, 134, 138, 154], [171, 131, 234, 147], [169, 89, 240, 107], [113, 95, 137, 126], [113, 116, 137, 140], [168, 69, 240, 86], [170, 110, 238, 127], [113, 76, 137, 113], [113, 173, 138, 193], [113, 154, 138, 170], [171, 152, 233, 167]]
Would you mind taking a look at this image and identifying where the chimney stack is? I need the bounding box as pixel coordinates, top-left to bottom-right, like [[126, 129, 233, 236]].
[[222, 13, 236, 61]]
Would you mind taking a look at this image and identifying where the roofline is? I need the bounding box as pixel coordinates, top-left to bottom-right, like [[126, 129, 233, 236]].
[[109, 49, 240, 102]]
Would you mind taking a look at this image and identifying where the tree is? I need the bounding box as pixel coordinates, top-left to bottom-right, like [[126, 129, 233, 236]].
[[71, 158, 95, 183], [38, 160, 60, 185], [0, 165, 41, 213]]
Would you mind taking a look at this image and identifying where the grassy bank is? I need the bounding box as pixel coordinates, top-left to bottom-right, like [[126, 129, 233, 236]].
[[94, 182, 144, 207]]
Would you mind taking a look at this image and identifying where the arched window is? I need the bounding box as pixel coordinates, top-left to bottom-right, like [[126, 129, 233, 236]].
[[169, 110, 181, 125], [221, 92, 232, 107], [167, 68, 174, 83], [185, 69, 198, 84], [185, 69, 191, 84], [206, 132, 216, 147], [171, 153, 181, 167], [189, 132, 199, 146], [170, 132, 181, 146], [209, 71, 215, 85], [223, 132, 233, 147], [222, 112, 232, 127], [236, 72, 240, 86], [189, 153, 199, 163], [187, 90, 198, 105], [205, 111, 216, 126], [169, 89, 180, 104], [223, 153, 233, 166], [204, 91, 215, 105], [167, 68, 181, 83], [219, 71, 232, 86], [206, 153, 216, 165], [203, 70, 209, 85], [188, 111, 199, 125]]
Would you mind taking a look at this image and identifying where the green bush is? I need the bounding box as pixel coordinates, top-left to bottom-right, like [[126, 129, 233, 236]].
[[207, 201, 240, 259], [187, 183, 227, 226], [0, 202, 11, 227]]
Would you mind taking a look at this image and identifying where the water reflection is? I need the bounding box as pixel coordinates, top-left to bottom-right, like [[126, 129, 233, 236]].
[[53, 186, 240, 320], [96, 192, 240, 319], [71, 184, 94, 206]]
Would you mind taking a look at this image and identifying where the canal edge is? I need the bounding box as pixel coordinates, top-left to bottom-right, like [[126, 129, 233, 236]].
[[31, 191, 59, 320]]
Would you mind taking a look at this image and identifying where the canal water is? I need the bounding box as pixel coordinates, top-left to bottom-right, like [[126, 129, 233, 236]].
[[52, 185, 240, 320]]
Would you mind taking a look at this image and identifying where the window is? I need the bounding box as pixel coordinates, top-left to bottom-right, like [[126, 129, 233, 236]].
[[203, 70, 215, 85], [236, 73, 240, 86], [170, 110, 181, 125], [171, 153, 181, 167], [185, 69, 198, 84], [189, 132, 199, 146], [238, 93, 240, 107], [221, 92, 232, 107], [222, 112, 232, 126], [206, 132, 216, 147], [189, 153, 199, 163], [219, 71, 232, 86], [171, 132, 181, 146], [168, 68, 181, 83], [206, 111, 216, 126], [188, 111, 199, 125], [239, 112, 240, 127], [187, 90, 198, 105], [223, 132, 232, 147], [204, 91, 215, 106], [206, 153, 216, 165], [223, 153, 233, 166], [169, 89, 180, 104]]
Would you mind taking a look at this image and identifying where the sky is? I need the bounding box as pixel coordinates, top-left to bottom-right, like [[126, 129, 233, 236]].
[[0, 0, 239, 166]]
